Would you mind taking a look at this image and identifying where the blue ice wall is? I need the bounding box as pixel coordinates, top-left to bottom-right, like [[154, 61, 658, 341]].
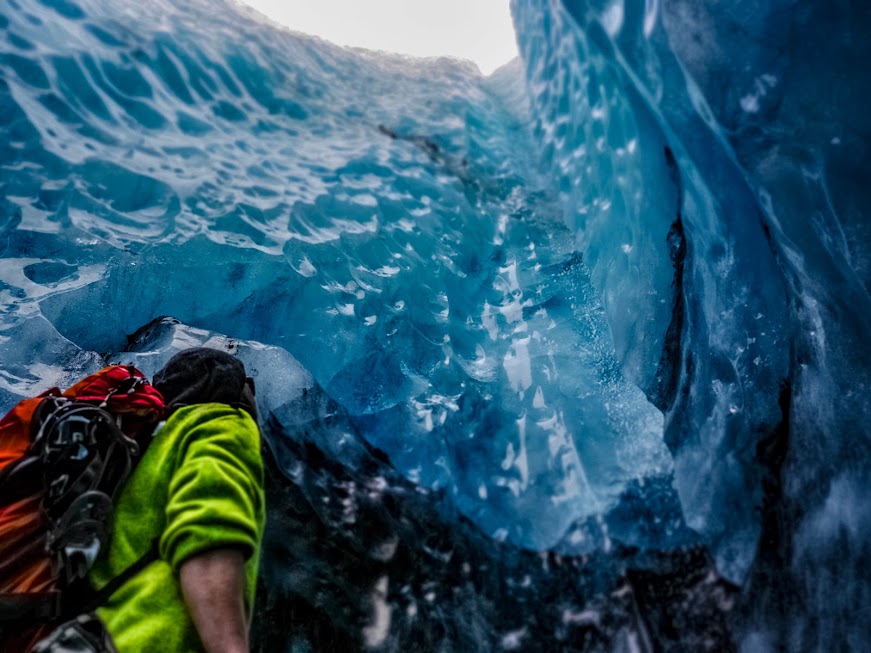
[[1, 0, 869, 650], [0, 0, 675, 557], [513, 0, 871, 649], [513, 0, 793, 583]]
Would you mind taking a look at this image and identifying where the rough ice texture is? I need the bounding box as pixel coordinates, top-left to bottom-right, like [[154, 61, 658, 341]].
[[0, 0, 869, 650], [0, 0, 674, 554], [513, 0, 871, 650]]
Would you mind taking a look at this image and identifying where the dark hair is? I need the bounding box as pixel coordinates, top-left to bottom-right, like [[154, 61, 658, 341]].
[[153, 347, 257, 419]]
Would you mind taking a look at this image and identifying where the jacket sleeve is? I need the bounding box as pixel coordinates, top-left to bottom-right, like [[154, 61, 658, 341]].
[[159, 406, 265, 573]]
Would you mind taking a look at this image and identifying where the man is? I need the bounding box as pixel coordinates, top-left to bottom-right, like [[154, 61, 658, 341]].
[[85, 348, 265, 653]]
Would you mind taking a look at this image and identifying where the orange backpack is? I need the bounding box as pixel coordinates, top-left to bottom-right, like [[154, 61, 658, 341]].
[[0, 366, 164, 651]]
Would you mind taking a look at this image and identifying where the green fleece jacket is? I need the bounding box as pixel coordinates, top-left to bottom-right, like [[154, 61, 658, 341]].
[[88, 403, 265, 653]]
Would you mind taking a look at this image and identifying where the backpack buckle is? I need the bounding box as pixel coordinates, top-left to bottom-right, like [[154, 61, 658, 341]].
[[48, 491, 114, 583]]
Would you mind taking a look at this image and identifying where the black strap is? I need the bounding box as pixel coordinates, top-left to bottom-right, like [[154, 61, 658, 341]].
[[0, 540, 161, 624], [78, 539, 160, 616], [0, 591, 62, 621]]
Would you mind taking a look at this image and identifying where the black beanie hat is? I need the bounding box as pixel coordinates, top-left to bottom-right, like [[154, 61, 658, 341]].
[[153, 347, 254, 417]]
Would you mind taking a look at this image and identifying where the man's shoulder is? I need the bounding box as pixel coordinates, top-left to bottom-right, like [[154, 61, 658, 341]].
[[165, 402, 257, 429], [159, 403, 261, 455]]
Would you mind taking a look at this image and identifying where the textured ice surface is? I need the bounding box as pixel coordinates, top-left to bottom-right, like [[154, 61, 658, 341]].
[[513, 0, 791, 582], [0, 0, 674, 556], [513, 0, 871, 650], [1, 0, 869, 650]]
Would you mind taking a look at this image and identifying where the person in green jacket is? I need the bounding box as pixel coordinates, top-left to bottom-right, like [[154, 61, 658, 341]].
[[85, 348, 265, 653]]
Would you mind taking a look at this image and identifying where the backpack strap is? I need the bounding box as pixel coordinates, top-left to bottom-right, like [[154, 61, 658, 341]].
[[0, 540, 159, 624], [78, 539, 160, 615], [0, 591, 62, 621]]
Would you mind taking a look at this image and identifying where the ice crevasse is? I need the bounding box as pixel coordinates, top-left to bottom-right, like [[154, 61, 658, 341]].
[[0, 0, 869, 650]]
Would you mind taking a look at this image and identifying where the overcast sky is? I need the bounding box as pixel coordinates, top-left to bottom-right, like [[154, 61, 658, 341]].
[[238, 0, 518, 75]]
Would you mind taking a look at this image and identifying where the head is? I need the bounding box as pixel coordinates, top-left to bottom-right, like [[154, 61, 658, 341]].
[[153, 347, 258, 421]]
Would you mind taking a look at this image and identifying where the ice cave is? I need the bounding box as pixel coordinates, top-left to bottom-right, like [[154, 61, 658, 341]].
[[1, 0, 869, 650]]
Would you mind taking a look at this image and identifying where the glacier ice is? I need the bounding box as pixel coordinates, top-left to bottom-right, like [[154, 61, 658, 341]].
[[0, 0, 674, 555], [1, 0, 869, 650], [513, 0, 793, 582], [513, 0, 871, 649]]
